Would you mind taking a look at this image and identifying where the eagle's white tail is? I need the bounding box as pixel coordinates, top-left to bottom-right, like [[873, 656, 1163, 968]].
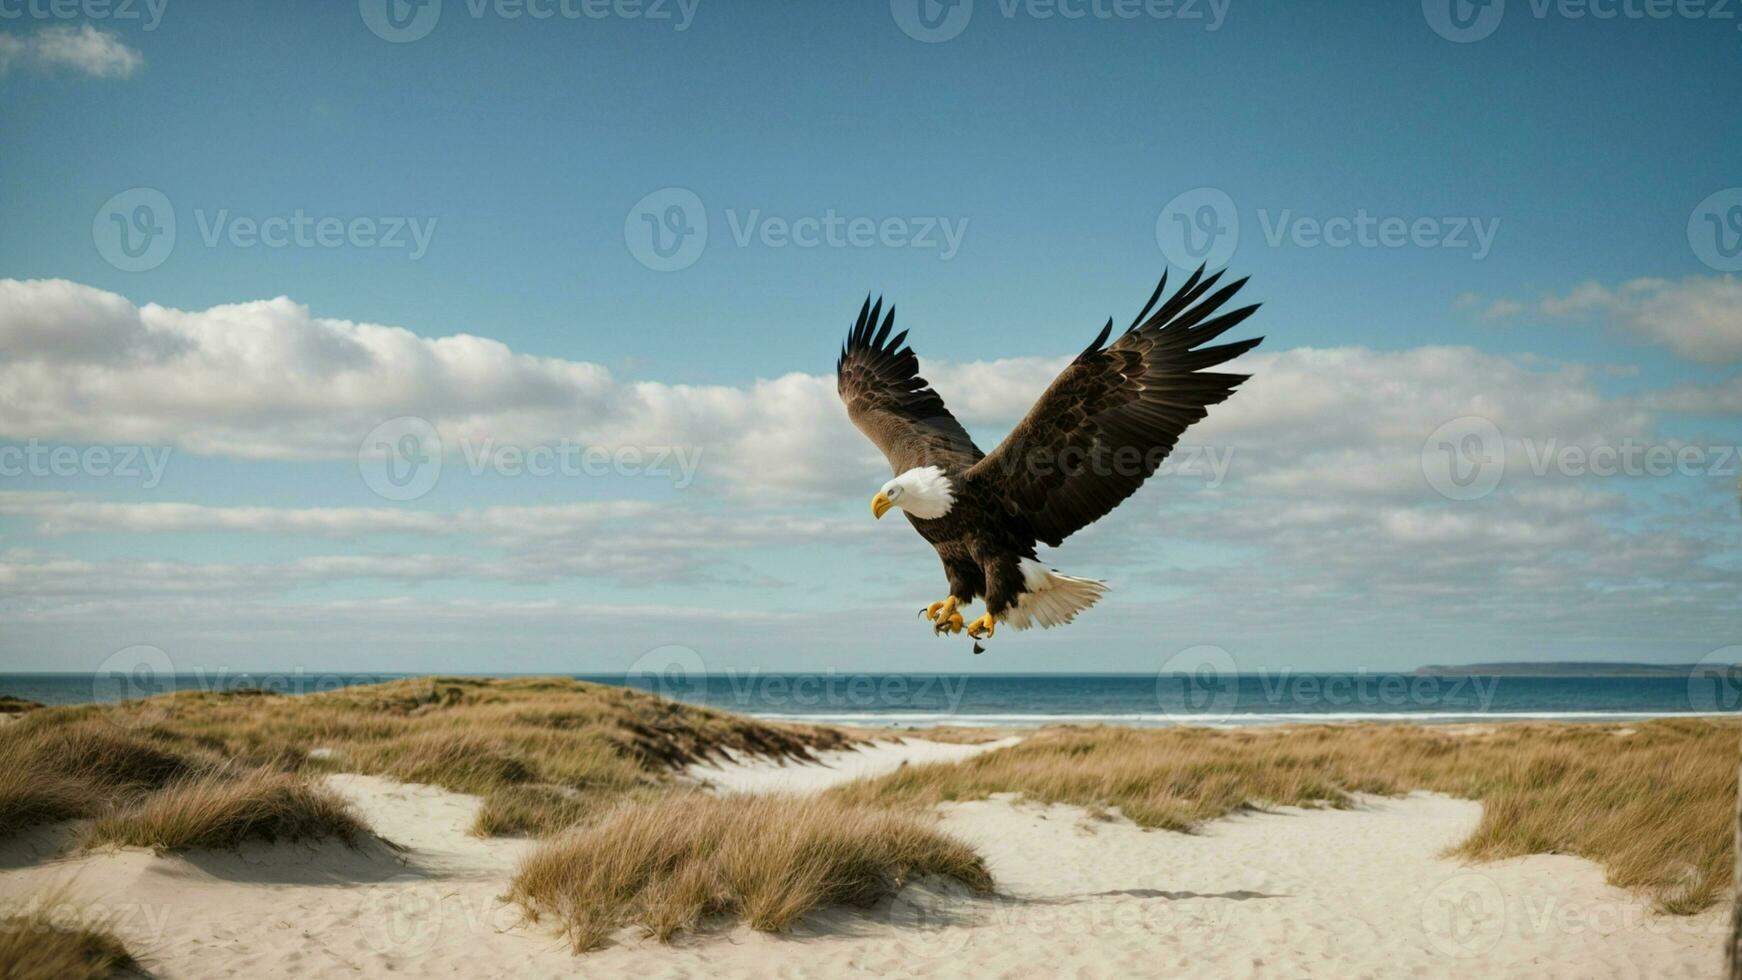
[[1003, 558, 1108, 630]]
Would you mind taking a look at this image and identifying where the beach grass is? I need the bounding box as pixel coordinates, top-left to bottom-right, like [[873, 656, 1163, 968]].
[[472, 782, 668, 838], [0, 695, 43, 716], [0, 677, 854, 843], [0, 717, 372, 851], [832, 718, 1740, 912], [509, 792, 993, 951], [0, 889, 138, 980], [0, 720, 221, 839], [85, 768, 370, 852], [6, 677, 1734, 927]]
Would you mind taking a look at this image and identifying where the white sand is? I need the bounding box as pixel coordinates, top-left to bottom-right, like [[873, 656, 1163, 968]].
[[0, 739, 1723, 978], [686, 735, 1023, 794]]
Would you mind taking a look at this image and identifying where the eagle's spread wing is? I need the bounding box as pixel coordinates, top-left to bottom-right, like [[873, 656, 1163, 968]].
[[837, 296, 984, 475], [969, 267, 1261, 547]]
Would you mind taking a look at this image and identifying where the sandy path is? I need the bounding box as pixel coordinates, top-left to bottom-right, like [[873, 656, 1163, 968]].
[[575, 792, 1723, 979], [686, 735, 1023, 793], [0, 740, 1723, 978], [0, 774, 559, 979]]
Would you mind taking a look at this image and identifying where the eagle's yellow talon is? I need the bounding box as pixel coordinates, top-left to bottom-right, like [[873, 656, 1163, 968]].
[[922, 596, 958, 624], [965, 613, 996, 639], [933, 611, 964, 635]]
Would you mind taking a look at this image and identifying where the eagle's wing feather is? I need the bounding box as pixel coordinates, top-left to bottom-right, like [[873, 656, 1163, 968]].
[[837, 296, 983, 475], [968, 267, 1261, 547]]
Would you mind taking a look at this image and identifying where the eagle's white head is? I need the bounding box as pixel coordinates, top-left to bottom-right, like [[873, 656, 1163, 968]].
[[871, 466, 955, 521]]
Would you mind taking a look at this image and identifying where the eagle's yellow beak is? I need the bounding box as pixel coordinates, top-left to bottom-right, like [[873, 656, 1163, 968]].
[[871, 492, 894, 520]]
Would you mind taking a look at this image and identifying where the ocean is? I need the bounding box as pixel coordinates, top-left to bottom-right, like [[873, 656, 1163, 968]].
[[2, 671, 1735, 728]]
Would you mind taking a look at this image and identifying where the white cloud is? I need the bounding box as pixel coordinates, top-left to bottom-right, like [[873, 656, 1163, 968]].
[[0, 590, 819, 678], [0, 25, 142, 79], [0, 279, 1661, 505], [0, 547, 731, 596], [1646, 375, 1742, 415], [0, 495, 864, 589], [0, 280, 1697, 515], [1471, 275, 1742, 364], [10, 474, 1734, 672], [3, 279, 1738, 669], [1605, 277, 1742, 364], [0, 279, 876, 497], [0, 495, 653, 539], [1130, 484, 1739, 648], [1453, 293, 1523, 320], [1181, 344, 1655, 515], [922, 355, 1069, 424]]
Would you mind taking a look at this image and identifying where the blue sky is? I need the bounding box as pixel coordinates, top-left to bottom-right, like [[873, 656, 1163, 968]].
[[1, 0, 1739, 676]]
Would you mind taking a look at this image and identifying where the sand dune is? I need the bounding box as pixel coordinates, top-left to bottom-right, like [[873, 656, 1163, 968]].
[[0, 737, 1723, 978]]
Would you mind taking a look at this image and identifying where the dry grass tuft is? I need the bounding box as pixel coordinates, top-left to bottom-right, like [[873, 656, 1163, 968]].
[[0, 695, 42, 716], [18, 722, 203, 792], [471, 783, 664, 838], [834, 719, 1741, 912], [0, 765, 93, 839], [0, 720, 223, 839], [354, 732, 537, 794], [1, 677, 854, 842], [115, 676, 850, 837], [0, 714, 366, 852], [510, 792, 993, 951], [85, 768, 370, 852], [0, 890, 138, 980]]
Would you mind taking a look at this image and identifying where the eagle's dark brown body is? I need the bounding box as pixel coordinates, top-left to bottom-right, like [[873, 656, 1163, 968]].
[[903, 475, 1038, 618], [836, 266, 1263, 633]]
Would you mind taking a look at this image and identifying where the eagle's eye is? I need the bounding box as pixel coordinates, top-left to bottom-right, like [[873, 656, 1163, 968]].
[[886, 486, 902, 499]]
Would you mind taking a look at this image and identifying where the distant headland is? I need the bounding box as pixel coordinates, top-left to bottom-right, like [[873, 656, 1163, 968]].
[[1414, 662, 1735, 677]]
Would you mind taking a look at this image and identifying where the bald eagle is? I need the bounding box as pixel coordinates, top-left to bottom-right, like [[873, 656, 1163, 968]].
[[836, 266, 1262, 646]]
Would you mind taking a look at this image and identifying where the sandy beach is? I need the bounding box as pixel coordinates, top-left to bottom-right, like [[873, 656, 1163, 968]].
[[7, 5, 1734, 975], [0, 732, 1723, 979]]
